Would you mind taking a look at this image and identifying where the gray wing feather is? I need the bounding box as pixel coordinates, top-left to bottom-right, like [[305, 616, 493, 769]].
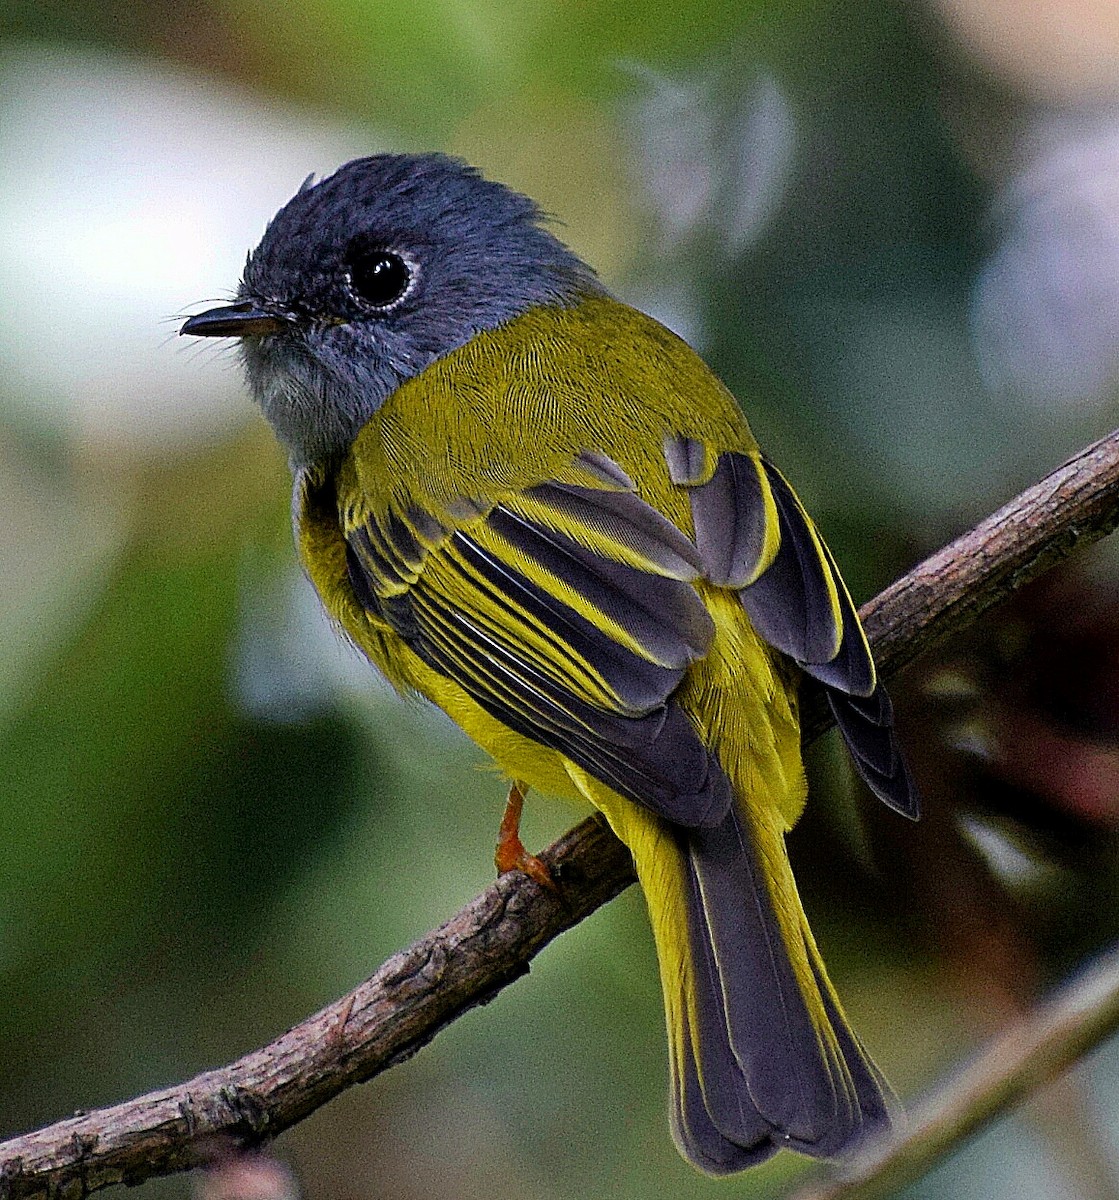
[[738, 464, 842, 666], [682, 449, 918, 820], [689, 451, 771, 588]]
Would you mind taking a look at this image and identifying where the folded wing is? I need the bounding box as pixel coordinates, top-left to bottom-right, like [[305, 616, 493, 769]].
[[677, 443, 918, 820], [341, 457, 735, 829]]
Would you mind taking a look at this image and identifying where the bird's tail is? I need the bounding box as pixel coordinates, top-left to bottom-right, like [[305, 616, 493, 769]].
[[586, 777, 893, 1175]]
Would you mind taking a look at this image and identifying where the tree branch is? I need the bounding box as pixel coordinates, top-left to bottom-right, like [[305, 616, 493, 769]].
[[5, 427, 1119, 1200]]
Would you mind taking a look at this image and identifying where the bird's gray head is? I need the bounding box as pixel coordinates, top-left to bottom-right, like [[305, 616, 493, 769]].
[[181, 153, 601, 468]]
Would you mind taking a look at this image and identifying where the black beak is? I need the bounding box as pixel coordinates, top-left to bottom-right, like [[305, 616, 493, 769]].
[[179, 301, 292, 338]]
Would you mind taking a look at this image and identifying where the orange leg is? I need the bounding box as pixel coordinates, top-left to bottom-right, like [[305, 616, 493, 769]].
[[494, 782, 556, 890]]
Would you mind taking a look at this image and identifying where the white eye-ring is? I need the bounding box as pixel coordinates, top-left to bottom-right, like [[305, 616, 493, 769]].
[[343, 245, 418, 311]]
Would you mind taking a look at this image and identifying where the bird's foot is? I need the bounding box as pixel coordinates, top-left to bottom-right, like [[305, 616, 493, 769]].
[[495, 782, 556, 890]]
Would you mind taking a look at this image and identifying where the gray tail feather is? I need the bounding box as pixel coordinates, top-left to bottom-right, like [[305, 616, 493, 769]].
[[670, 806, 892, 1174], [829, 685, 920, 820]]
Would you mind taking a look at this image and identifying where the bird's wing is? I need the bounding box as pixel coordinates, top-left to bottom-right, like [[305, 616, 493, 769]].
[[337, 439, 916, 823], [676, 443, 918, 819], [338, 450, 735, 828]]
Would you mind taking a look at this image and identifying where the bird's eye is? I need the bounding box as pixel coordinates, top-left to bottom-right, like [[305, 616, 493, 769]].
[[344, 246, 414, 311]]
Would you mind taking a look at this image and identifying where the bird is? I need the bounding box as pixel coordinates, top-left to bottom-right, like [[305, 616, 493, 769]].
[[180, 152, 916, 1174]]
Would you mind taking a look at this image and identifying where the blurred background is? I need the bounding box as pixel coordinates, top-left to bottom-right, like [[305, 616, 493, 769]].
[[4, 1, 1119, 1197]]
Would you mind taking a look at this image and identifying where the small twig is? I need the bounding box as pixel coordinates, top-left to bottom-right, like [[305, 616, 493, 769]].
[[789, 940, 1119, 1200], [5, 427, 1119, 1199]]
